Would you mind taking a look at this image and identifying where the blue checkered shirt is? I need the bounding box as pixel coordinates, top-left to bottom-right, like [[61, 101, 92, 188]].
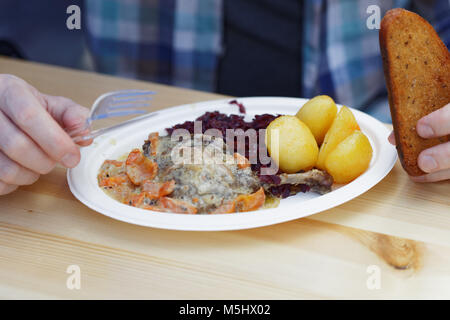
[[85, 0, 450, 122]]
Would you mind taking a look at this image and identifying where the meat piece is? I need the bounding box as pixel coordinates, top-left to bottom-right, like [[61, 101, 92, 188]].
[[142, 134, 262, 213], [263, 169, 333, 195]]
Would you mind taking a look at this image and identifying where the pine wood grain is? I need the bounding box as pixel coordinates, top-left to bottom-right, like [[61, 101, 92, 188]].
[[0, 57, 449, 299]]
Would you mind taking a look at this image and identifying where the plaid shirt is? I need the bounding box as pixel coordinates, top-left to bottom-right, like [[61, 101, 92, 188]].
[[85, 0, 450, 122]]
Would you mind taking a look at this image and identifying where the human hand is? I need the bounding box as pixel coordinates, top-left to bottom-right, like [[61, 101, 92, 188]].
[[0, 74, 92, 195], [388, 103, 450, 182]]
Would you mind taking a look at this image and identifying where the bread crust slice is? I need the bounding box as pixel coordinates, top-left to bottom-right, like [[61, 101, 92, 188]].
[[380, 8, 450, 176]]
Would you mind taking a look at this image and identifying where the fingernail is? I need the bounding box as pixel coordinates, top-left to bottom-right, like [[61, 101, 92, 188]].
[[388, 132, 396, 145], [419, 155, 437, 172], [61, 153, 79, 168], [417, 124, 434, 138]]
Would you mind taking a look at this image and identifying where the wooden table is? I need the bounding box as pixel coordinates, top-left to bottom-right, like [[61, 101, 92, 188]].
[[0, 57, 449, 299]]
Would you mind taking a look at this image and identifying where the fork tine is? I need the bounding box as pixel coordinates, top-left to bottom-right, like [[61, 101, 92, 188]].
[[112, 90, 156, 99], [111, 96, 153, 104], [92, 110, 147, 121], [108, 103, 152, 110]]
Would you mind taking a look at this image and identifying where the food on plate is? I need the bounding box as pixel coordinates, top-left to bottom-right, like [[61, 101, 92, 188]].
[[211, 187, 266, 214], [166, 109, 331, 198], [267, 103, 372, 183], [265, 115, 318, 173], [379, 8, 450, 176], [99, 134, 263, 214], [273, 169, 334, 194], [295, 95, 337, 145], [316, 106, 360, 170], [125, 149, 158, 185], [98, 130, 333, 214], [98, 160, 135, 203], [98, 96, 375, 214], [325, 131, 373, 183]]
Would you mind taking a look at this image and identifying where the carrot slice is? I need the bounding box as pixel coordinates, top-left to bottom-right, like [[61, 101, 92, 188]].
[[142, 180, 175, 199], [234, 187, 266, 212], [159, 197, 198, 214], [128, 192, 164, 211], [129, 192, 146, 207], [234, 152, 250, 169], [126, 149, 158, 185], [103, 160, 124, 167], [99, 175, 129, 187], [210, 201, 236, 214], [210, 187, 265, 214], [160, 180, 175, 195], [148, 132, 159, 157]]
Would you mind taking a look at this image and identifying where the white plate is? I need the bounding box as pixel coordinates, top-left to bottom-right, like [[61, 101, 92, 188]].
[[68, 97, 397, 231]]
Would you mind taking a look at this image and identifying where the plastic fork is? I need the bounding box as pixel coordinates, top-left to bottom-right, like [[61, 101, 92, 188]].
[[68, 90, 157, 143]]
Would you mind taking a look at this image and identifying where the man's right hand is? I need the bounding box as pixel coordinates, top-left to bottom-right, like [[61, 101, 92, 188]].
[[0, 74, 92, 195]]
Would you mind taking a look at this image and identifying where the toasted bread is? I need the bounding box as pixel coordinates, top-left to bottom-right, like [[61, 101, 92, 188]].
[[380, 8, 450, 176]]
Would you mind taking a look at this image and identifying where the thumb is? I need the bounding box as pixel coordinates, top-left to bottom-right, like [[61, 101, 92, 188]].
[[388, 131, 396, 145], [41, 94, 93, 146]]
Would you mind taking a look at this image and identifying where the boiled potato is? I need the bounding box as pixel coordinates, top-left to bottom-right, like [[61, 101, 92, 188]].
[[325, 131, 373, 183], [316, 106, 360, 170], [266, 115, 318, 173], [296, 95, 337, 145]]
